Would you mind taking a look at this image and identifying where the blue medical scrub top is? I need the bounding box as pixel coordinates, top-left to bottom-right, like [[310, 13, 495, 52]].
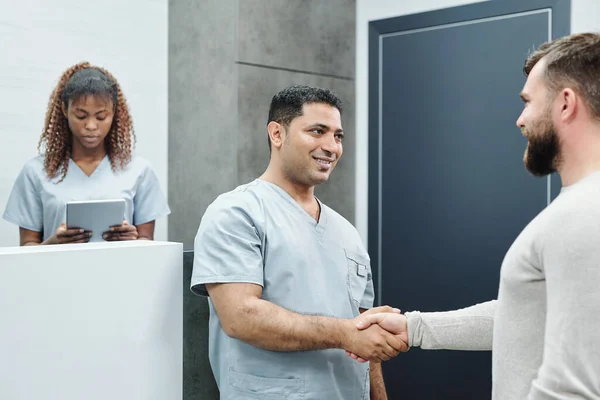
[[191, 179, 374, 400]]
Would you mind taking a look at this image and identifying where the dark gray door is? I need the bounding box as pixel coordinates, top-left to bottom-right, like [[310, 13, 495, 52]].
[[368, 1, 570, 398]]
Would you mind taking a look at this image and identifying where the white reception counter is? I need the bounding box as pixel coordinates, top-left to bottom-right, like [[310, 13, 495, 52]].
[[0, 240, 183, 400]]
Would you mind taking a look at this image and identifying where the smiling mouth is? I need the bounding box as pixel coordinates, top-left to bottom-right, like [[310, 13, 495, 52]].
[[313, 157, 334, 167]]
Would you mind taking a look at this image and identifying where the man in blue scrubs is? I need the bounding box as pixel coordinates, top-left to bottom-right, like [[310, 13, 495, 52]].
[[191, 86, 405, 399]]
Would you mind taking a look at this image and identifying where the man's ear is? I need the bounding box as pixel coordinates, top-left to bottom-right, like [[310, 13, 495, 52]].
[[558, 88, 578, 123], [267, 121, 285, 149]]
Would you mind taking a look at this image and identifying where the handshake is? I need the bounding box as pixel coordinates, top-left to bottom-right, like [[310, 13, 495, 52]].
[[342, 306, 409, 363]]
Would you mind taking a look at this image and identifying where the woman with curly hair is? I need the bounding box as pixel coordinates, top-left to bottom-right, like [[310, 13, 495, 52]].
[[2, 62, 170, 245]]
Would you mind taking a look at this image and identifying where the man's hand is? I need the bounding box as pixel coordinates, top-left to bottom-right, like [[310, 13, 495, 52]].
[[103, 220, 139, 241], [361, 306, 401, 317], [358, 312, 408, 338], [347, 313, 409, 363], [341, 306, 407, 362]]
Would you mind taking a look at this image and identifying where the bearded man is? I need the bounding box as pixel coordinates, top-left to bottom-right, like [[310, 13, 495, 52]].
[[349, 32, 600, 400]]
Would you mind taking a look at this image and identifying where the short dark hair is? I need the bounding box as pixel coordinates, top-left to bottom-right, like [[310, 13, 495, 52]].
[[267, 85, 343, 151], [524, 32, 600, 119]]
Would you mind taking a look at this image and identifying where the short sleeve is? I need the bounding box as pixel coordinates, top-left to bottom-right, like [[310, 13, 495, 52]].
[[190, 195, 264, 296], [133, 164, 170, 225], [2, 163, 43, 232]]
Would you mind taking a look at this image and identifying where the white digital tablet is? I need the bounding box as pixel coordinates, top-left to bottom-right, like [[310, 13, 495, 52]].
[[66, 199, 126, 242]]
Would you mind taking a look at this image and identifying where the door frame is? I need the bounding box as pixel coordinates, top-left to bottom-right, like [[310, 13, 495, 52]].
[[367, 0, 571, 304]]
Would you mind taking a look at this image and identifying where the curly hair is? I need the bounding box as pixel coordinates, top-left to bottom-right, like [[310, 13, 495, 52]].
[[38, 61, 135, 182]]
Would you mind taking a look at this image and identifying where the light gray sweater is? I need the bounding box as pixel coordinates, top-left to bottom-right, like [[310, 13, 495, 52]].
[[406, 171, 600, 399]]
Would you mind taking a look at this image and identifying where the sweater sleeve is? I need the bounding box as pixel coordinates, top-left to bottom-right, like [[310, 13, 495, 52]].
[[406, 300, 495, 351]]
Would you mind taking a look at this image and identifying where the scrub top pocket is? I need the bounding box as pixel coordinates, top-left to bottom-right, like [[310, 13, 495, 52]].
[[227, 368, 305, 399], [345, 250, 369, 317]]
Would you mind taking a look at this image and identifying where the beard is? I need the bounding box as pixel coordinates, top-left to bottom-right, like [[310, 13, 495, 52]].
[[522, 114, 561, 177]]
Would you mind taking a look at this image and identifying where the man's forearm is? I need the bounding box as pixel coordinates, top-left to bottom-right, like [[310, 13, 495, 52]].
[[369, 362, 388, 400], [406, 300, 496, 350], [227, 297, 352, 352]]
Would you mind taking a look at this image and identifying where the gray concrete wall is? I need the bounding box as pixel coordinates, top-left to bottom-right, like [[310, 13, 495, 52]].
[[169, 1, 356, 398], [169, 0, 239, 252]]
